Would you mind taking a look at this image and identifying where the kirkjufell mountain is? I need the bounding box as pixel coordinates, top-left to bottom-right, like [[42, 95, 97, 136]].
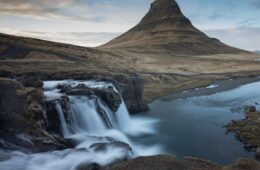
[[1, 0, 260, 169], [101, 0, 243, 55]]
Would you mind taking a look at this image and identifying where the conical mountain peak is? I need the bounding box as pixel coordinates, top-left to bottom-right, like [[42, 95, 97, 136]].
[[151, 0, 181, 13], [138, 0, 191, 29], [101, 0, 241, 55]]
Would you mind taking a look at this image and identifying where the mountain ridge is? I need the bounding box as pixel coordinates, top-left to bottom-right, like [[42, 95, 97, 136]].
[[101, 0, 245, 55]]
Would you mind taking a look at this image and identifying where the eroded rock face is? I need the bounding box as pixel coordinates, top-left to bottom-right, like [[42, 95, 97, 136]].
[[93, 87, 122, 113], [20, 77, 44, 88], [244, 105, 256, 113], [0, 78, 73, 152], [60, 83, 122, 112], [112, 74, 148, 114]]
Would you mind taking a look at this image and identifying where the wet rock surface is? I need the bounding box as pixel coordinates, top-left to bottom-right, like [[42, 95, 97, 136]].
[[244, 105, 256, 113], [54, 73, 148, 114], [256, 148, 260, 160], [0, 78, 73, 152], [112, 74, 148, 114], [60, 84, 122, 112], [109, 155, 260, 170], [76, 162, 101, 170], [227, 105, 260, 159]]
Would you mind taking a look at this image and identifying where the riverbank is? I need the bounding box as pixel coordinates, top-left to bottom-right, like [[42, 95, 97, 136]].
[[110, 155, 260, 170], [143, 73, 260, 103], [227, 108, 260, 160]]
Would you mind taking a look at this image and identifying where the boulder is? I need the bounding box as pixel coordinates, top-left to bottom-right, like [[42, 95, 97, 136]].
[[20, 77, 43, 88], [227, 158, 260, 170], [112, 74, 148, 114], [256, 148, 260, 160], [244, 105, 256, 113], [93, 87, 122, 112], [63, 84, 121, 112], [57, 84, 72, 93], [0, 78, 72, 152], [66, 89, 94, 96], [109, 155, 221, 170], [110, 155, 260, 170], [76, 163, 101, 170]]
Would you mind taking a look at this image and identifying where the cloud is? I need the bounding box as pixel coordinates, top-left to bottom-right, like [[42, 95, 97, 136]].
[[203, 27, 260, 51], [246, 0, 260, 8], [0, 28, 121, 47], [0, 0, 103, 21]]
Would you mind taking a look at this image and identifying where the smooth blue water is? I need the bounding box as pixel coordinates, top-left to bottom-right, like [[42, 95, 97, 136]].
[[139, 80, 260, 165]]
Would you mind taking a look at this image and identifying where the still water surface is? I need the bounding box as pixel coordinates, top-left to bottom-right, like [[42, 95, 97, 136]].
[[136, 79, 260, 165]]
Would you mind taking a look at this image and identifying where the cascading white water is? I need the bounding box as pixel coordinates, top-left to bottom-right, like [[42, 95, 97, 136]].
[[69, 96, 107, 134], [0, 80, 159, 170], [55, 101, 70, 137], [44, 80, 135, 148], [116, 101, 131, 131]]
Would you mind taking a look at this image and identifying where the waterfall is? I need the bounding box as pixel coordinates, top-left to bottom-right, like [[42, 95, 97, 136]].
[[69, 96, 107, 134], [43, 80, 135, 147], [0, 80, 159, 170], [54, 100, 70, 137], [116, 101, 131, 131]]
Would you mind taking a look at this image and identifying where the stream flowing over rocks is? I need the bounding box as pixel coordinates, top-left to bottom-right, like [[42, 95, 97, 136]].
[[0, 78, 157, 170]]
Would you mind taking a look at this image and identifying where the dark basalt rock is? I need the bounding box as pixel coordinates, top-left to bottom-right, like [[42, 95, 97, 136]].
[[46, 100, 62, 136], [0, 78, 73, 152], [57, 83, 72, 93], [112, 74, 148, 114], [66, 89, 94, 96], [20, 77, 44, 88], [109, 155, 221, 170], [93, 87, 122, 113], [244, 105, 256, 113], [256, 148, 260, 160], [63, 83, 122, 112], [76, 163, 101, 170], [109, 155, 260, 170], [227, 158, 260, 170]]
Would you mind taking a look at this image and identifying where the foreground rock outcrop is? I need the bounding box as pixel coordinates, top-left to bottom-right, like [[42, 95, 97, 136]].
[[0, 78, 73, 152], [227, 106, 260, 160], [0, 74, 148, 152], [111, 74, 148, 114], [109, 155, 260, 170]]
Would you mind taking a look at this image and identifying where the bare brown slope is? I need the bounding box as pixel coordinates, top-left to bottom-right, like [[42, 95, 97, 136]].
[[0, 33, 122, 76], [101, 0, 245, 55]]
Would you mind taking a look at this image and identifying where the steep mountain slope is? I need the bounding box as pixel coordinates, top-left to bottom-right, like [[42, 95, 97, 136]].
[[101, 0, 244, 55]]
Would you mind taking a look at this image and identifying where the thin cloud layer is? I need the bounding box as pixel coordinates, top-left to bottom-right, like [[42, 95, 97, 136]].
[[204, 27, 260, 51], [0, 0, 259, 51], [0, 29, 120, 47], [0, 0, 103, 21]]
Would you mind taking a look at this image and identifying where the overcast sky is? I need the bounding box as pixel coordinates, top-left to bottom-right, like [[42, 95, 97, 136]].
[[0, 0, 259, 51]]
